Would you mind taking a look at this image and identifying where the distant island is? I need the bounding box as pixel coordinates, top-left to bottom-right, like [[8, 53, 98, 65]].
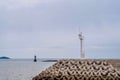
[[0, 56, 10, 59]]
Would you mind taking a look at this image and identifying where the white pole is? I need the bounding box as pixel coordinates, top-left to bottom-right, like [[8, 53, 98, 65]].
[[79, 32, 84, 59]]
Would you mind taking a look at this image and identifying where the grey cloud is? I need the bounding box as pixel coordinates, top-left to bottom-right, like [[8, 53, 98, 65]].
[[0, 0, 120, 58]]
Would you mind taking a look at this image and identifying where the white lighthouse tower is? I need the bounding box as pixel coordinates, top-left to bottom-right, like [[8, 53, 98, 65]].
[[78, 32, 85, 59]]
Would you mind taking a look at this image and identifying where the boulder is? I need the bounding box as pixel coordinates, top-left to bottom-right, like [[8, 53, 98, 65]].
[[33, 59, 120, 80]]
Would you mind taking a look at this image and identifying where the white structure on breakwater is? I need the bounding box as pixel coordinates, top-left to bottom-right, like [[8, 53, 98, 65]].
[[78, 32, 85, 59]]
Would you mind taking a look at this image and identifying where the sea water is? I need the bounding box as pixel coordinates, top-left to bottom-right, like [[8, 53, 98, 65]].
[[0, 59, 55, 80]]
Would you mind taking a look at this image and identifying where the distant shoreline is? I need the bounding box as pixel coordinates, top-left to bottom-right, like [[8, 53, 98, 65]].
[[42, 60, 58, 62]]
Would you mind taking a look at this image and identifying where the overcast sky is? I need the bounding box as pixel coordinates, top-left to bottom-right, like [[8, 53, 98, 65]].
[[0, 0, 120, 59]]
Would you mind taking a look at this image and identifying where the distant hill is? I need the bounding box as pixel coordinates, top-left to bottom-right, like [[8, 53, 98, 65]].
[[0, 56, 10, 59]]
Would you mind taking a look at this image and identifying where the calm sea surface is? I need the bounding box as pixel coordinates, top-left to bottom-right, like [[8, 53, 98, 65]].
[[0, 59, 55, 80]]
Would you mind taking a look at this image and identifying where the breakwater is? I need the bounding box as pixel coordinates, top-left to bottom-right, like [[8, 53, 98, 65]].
[[33, 59, 120, 80]]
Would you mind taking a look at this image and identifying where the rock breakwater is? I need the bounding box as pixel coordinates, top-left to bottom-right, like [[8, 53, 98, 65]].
[[33, 59, 120, 80]]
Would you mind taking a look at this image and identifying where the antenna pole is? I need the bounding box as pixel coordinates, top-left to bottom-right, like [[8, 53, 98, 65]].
[[79, 32, 85, 59]]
